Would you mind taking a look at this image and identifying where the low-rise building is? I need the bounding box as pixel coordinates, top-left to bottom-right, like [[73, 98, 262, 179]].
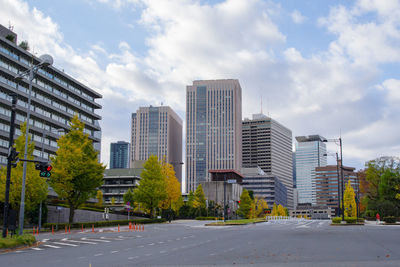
[[290, 203, 332, 219], [100, 168, 142, 204], [241, 167, 287, 207]]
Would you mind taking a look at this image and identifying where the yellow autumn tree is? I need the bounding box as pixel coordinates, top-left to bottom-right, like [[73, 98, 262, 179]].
[[254, 197, 269, 218], [344, 180, 357, 217], [277, 204, 286, 216], [271, 203, 278, 216], [159, 161, 182, 213]]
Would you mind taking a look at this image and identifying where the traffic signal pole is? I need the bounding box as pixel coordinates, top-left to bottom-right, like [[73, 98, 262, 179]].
[[2, 94, 18, 238]]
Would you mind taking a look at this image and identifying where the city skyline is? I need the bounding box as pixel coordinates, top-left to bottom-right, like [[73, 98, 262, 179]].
[[1, 0, 399, 172]]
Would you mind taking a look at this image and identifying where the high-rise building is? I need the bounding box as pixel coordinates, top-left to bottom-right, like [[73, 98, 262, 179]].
[[130, 105, 182, 182], [109, 141, 129, 169], [0, 25, 102, 165], [315, 163, 358, 216], [295, 135, 327, 205], [242, 114, 293, 208], [186, 79, 242, 193]]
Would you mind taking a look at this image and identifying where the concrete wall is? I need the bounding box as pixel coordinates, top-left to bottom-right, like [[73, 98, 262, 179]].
[[46, 205, 141, 223], [201, 181, 243, 211]]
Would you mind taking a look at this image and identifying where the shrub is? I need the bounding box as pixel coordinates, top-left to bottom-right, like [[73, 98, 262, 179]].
[[43, 218, 165, 230], [332, 217, 342, 224], [383, 216, 396, 224], [0, 234, 36, 249], [345, 217, 357, 224]]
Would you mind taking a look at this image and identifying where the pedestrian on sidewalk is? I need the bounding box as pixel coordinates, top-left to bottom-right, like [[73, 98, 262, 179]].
[[376, 213, 380, 224]]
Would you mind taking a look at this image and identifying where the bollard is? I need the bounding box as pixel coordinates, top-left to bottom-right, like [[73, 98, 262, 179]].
[[65, 225, 67, 234], [142, 224, 144, 232], [52, 225, 54, 235], [82, 224, 84, 232], [129, 222, 132, 231], [118, 224, 120, 232], [33, 226, 35, 236], [69, 225, 71, 234], [92, 224, 94, 233]]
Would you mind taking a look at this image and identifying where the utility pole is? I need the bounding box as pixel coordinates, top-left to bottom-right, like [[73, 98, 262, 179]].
[[223, 174, 226, 222], [336, 152, 341, 217], [339, 138, 345, 222], [2, 94, 18, 238]]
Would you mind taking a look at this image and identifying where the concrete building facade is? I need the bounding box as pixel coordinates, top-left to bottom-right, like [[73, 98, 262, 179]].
[[0, 25, 102, 165], [186, 79, 242, 193], [101, 168, 142, 204], [130, 105, 182, 182], [295, 135, 327, 205], [315, 163, 358, 216], [242, 114, 293, 208], [241, 167, 287, 207], [110, 141, 130, 169]]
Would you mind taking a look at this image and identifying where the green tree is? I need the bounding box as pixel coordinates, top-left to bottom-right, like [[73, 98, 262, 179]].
[[255, 197, 269, 218], [187, 191, 195, 208], [193, 184, 207, 216], [0, 122, 47, 213], [343, 180, 357, 217], [237, 189, 252, 219], [49, 115, 105, 223], [111, 197, 116, 205], [123, 188, 135, 207], [18, 40, 29, 51], [134, 155, 167, 218]]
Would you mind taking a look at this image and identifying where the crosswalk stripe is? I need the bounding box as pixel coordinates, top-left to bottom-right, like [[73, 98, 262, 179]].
[[31, 247, 44, 250], [43, 244, 61, 249], [100, 236, 123, 241], [61, 238, 97, 244], [81, 238, 111, 243], [52, 242, 79, 247]]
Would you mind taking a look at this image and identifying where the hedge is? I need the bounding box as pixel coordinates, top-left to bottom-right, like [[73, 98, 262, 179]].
[[332, 217, 342, 224], [383, 216, 397, 223], [43, 218, 165, 230]]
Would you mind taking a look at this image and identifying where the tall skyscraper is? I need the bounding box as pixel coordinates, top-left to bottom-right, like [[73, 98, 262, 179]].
[[186, 79, 242, 193], [242, 114, 293, 208], [0, 24, 102, 165], [130, 105, 182, 182], [295, 135, 327, 205], [110, 141, 129, 169]]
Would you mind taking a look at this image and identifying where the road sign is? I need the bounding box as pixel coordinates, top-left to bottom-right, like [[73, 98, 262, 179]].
[[227, 179, 236, 184]]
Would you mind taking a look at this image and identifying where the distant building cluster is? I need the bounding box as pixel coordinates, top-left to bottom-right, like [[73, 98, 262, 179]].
[[0, 24, 359, 214]]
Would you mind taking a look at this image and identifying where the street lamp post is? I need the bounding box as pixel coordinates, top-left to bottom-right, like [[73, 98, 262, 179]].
[[323, 152, 341, 217], [15, 54, 53, 235], [323, 137, 345, 221], [38, 128, 64, 230]]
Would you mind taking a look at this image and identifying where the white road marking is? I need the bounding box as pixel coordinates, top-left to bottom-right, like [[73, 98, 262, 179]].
[[158, 241, 164, 244], [148, 243, 155, 246], [14, 250, 24, 253], [176, 238, 181, 240], [128, 256, 139, 260], [43, 244, 61, 249], [118, 236, 124, 239], [145, 253, 152, 257], [52, 242, 79, 247], [160, 250, 166, 253], [100, 236, 123, 241], [209, 253, 216, 256], [94, 253, 103, 257], [124, 248, 132, 251], [136, 235, 142, 238], [111, 251, 118, 254], [31, 247, 44, 251], [61, 238, 96, 244], [81, 238, 110, 243], [41, 239, 49, 242]]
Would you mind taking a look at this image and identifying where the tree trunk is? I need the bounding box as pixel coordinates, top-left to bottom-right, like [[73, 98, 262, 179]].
[[69, 206, 75, 223]]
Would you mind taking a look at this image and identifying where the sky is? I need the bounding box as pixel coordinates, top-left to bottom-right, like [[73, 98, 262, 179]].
[[1, 0, 399, 177]]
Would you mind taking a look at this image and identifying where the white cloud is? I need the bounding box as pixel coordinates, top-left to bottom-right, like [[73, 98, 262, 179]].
[[291, 10, 306, 24]]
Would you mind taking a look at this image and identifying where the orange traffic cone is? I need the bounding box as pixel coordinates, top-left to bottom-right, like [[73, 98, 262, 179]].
[[92, 224, 94, 233], [52, 225, 54, 235], [82, 224, 84, 232], [118, 224, 120, 232], [65, 225, 67, 234], [68, 225, 71, 234]]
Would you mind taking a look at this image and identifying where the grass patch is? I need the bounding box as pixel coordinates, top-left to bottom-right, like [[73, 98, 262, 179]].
[[206, 218, 265, 226], [0, 234, 36, 249]]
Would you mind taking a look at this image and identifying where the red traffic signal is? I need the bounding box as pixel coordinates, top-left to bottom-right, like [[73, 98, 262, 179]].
[[46, 165, 52, 171]]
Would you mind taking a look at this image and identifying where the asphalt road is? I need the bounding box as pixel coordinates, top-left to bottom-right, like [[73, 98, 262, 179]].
[[1, 219, 400, 266]]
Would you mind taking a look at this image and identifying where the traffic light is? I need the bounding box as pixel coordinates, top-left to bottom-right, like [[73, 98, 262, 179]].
[[8, 147, 19, 168], [264, 208, 271, 214], [35, 162, 52, 178]]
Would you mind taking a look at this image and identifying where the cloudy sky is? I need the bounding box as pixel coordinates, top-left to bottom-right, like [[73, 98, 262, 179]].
[[1, 0, 399, 175]]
